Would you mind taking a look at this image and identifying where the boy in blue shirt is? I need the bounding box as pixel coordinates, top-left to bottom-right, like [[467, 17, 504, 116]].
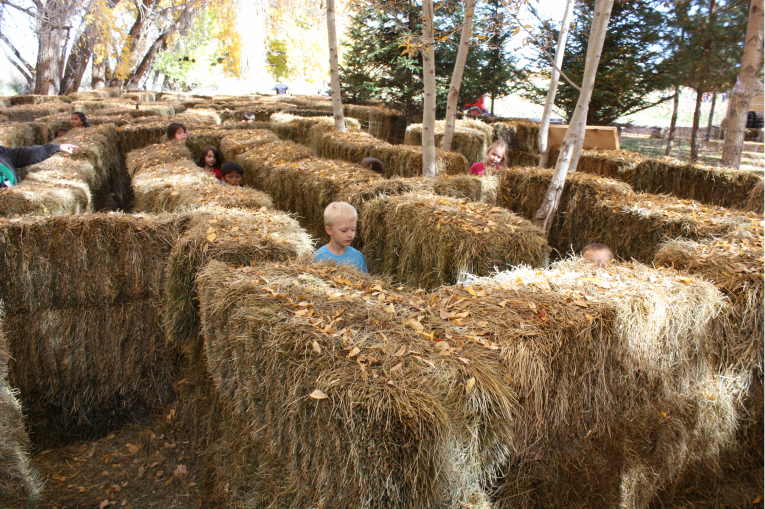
[[314, 202, 368, 274]]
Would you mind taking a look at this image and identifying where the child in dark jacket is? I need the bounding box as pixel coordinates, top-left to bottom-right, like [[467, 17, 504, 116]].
[[0, 143, 78, 187]]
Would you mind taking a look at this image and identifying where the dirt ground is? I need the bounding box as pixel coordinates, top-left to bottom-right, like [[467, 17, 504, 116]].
[[32, 410, 206, 509], [620, 133, 764, 172]]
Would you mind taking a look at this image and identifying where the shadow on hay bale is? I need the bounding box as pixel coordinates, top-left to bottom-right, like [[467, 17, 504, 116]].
[[441, 260, 742, 508], [405, 119, 493, 165], [360, 192, 549, 288], [198, 260, 515, 509], [0, 213, 196, 446], [0, 309, 42, 508]]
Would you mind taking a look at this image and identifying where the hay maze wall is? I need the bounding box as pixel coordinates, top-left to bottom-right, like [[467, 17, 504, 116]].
[[0, 90, 760, 508]]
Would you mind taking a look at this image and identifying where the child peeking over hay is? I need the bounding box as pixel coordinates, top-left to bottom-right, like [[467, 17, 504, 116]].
[[470, 140, 506, 176], [314, 201, 368, 274], [55, 127, 69, 138], [198, 145, 222, 180], [70, 112, 90, 128], [361, 157, 385, 174], [220, 162, 243, 186], [242, 112, 256, 123], [582, 243, 614, 266], [167, 122, 187, 142]]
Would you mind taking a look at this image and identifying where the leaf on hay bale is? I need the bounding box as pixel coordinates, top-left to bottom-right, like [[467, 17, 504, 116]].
[[360, 192, 549, 288]]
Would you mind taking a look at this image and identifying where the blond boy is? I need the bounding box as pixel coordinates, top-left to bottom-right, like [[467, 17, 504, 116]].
[[582, 243, 614, 266], [313, 202, 368, 273]]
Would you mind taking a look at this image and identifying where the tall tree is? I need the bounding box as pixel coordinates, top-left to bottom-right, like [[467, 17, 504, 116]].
[[327, 0, 345, 131], [720, 0, 764, 168], [535, 0, 614, 237], [523, 0, 671, 125], [441, 0, 477, 153], [539, 0, 576, 168]]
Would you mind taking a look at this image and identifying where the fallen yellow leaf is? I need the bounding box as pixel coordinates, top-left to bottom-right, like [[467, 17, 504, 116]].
[[309, 390, 328, 400], [466, 377, 476, 394]]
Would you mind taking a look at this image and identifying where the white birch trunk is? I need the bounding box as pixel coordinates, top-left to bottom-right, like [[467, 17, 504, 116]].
[[441, 0, 477, 153], [534, 0, 614, 237], [720, 0, 764, 168], [421, 0, 437, 177], [327, 0, 345, 131], [539, 0, 576, 168]]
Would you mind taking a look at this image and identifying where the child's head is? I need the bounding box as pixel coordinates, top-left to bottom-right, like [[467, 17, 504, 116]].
[[324, 201, 358, 248], [484, 140, 506, 167], [221, 161, 243, 186], [71, 112, 90, 127], [582, 243, 614, 266], [55, 127, 69, 138], [243, 112, 255, 122], [198, 145, 221, 169], [361, 157, 385, 174], [167, 122, 187, 142]]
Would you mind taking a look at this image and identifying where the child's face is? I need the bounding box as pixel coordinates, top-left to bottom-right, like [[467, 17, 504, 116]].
[[583, 249, 611, 266], [325, 218, 357, 248], [204, 151, 216, 168], [487, 147, 504, 166], [70, 114, 83, 127], [174, 129, 187, 142], [224, 172, 241, 186]]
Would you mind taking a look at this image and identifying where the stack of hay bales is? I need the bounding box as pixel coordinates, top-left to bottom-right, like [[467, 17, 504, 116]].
[[440, 260, 742, 508], [126, 142, 273, 213], [0, 124, 127, 216], [198, 260, 515, 508], [0, 309, 42, 508], [0, 213, 192, 445], [404, 119, 494, 165], [498, 165, 758, 263], [271, 113, 468, 177], [0, 102, 72, 122], [360, 192, 549, 288]]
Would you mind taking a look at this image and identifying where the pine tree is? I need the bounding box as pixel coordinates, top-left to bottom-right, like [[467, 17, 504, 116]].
[[523, 0, 672, 125]]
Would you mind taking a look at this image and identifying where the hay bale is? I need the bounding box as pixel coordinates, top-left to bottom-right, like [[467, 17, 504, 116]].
[[629, 158, 763, 212], [218, 129, 279, 161], [132, 160, 273, 213], [0, 103, 72, 122], [343, 103, 405, 143], [504, 149, 539, 167], [175, 108, 221, 126], [184, 128, 229, 161], [405, 119, 492, 165], [431, 260, 740, 508], [0, 213, 188, 314], [497, 166, 756, 263], [433, 174, 498, 204], [0, 309, 42, 508], [548, 146, 643, 179], [164, 207, 313, 372], [8, 95, 66, 106], [492, 120, 539, 153], [197, 260, 515, 508], [745, 179, 764, 213], [361, 192, 549, 288], [236, 139, 315, 188], [116, 120, 171, 155], [121, 91, 156, 103], [126, 141, 192, 177], [0, 122, 49, 148]]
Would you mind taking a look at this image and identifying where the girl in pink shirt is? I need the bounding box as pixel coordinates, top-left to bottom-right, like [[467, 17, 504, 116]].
[[470, 140, 507, 176]]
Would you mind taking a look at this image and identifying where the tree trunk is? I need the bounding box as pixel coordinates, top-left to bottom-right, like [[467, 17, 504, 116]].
[[534, 0, 614, 237], [34, 1, 75, 95], [92, 56, 110, 89], [720, 0, 764, 168], [60, 27, 94, 95], [126, 12, 185, 91], [151, 70, 165, 91], [114, 0, 158, 86], [704, 92, 717, 141], [665, 86, 680, 155], [327, 0, 345, 131], [689, 89, 703, 162], [441, 0, 477, 153], [539, 0, 576, 168], [421, 0, 437, 177]]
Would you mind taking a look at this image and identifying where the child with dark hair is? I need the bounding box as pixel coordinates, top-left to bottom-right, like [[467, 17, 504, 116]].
[[198, 145, 222, 180], [361, 157, 385, 174], [220, 162, 243, 186], [582, 243, 614, 266], [243, 112, 256, 122], [0, 142, 79, 187], [55, 127, 69, 138], [70, 112, 90, 128], [167, 122, 187, 142]]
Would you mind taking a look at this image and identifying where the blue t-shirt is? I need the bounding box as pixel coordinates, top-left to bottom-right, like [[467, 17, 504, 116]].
[[314, 245, 368, 274]]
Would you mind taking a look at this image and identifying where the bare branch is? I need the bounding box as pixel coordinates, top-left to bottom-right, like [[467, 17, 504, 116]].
[[508, 11, 582, 92], [0, 0, 35, 17], [0, 31, 34, 73], [0, 41, 32, 83]]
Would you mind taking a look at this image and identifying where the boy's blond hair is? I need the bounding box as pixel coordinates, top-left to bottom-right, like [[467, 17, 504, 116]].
[[324, 201, 358, 226]]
